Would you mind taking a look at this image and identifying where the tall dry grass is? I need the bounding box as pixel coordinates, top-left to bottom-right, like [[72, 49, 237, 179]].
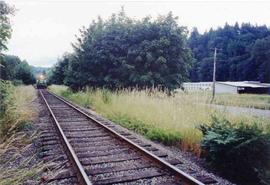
[[0, 85, 36, 140], [49, 85, 270, 155], [0, 84, 43, 184]]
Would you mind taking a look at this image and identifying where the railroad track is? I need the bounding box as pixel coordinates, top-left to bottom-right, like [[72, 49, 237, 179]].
[[39, 89, 218, 185]]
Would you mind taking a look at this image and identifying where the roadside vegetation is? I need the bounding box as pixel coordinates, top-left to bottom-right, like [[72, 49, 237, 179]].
[[50, 85, 270, 184], [0, 81, 36, 139], [0, 2, 45, 184], [50, 85, 270, 151], [200, 117, 270, 185], [0, 81, 44, 184]]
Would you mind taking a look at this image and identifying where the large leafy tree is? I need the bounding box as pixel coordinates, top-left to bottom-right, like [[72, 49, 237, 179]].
[[0, 55, 20, 80], [14, 60, 35, 84], [53, 10, 192, 90], [48, 54, 70, 85], [0, 55, 35, 84], [0, 1, 13, 52], [0, 2, 35, 84]]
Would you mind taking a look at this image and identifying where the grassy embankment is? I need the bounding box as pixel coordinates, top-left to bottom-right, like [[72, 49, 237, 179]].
[[49, 85, 270, 155], [0, 81, 44, 184]]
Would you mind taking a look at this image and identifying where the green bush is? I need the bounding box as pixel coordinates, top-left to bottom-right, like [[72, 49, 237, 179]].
[[199, 116, 270, 185], [0, 80, 13, 117]]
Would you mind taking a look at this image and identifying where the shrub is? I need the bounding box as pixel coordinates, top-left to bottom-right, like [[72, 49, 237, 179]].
[[0, 80, 13, 117], [199, 116, 270, 185]]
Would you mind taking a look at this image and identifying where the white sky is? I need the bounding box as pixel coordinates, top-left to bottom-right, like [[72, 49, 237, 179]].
[[4, 0, 270, 67]]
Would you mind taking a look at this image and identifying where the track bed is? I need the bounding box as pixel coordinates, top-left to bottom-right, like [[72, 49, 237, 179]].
[[39, 89, 218, 185]]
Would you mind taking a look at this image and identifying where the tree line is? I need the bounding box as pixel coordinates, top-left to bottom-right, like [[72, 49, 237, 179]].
[[0, 2, 35, 85], [188, 23, 270, 83]]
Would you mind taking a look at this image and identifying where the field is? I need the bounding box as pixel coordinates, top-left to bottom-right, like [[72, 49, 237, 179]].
[[49, 85, 270, 155]]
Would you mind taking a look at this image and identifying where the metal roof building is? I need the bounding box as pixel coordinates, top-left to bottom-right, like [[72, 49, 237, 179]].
[[182, 81, 270, 94], [216, 81, 270, 94]]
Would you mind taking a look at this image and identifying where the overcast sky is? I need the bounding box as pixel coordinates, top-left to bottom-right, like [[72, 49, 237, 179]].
[[4, 0, 270, 67]]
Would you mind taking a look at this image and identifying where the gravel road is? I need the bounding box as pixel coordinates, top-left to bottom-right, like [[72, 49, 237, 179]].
[[211, 104, 270, 118]]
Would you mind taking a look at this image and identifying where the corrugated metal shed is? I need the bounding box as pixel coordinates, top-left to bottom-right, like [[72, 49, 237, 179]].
[[217, 81, 270, 88]]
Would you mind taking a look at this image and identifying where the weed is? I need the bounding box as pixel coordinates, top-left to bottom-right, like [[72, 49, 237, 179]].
[[101, 89, 112, 104]]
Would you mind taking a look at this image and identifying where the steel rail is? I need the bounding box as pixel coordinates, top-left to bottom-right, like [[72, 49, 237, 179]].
[[39, 90, 92, 185], [47, 90, 205, 185]]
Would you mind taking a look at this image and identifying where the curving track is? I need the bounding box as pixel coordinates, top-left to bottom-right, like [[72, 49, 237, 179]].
[[39, 89, 217, 185]]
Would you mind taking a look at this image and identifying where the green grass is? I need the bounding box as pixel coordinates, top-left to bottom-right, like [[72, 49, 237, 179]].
[[49, 85, 270, 155], [181, 90, 270, 110], [214, 93, 270, 110]]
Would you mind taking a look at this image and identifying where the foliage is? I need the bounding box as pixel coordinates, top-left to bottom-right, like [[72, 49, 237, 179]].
[[55, 87, 182, 145], [47, 54, 69, 85], [0, 1, 13, 52], [0, 82, 36, 139], [14, 60, 36, 84], [0, 83, 45, 185], [111, 114, 181, 145], [49, 9, 192, 90], [199, 116, 270, 185], [0, 55, 35, 84], [188, 23, 270, 83], [251, 36, 270, 83], [0, 80, 13, 117]]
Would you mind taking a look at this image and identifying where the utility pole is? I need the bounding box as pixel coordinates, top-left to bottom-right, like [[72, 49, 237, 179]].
[[211, 47, 221, 103]]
